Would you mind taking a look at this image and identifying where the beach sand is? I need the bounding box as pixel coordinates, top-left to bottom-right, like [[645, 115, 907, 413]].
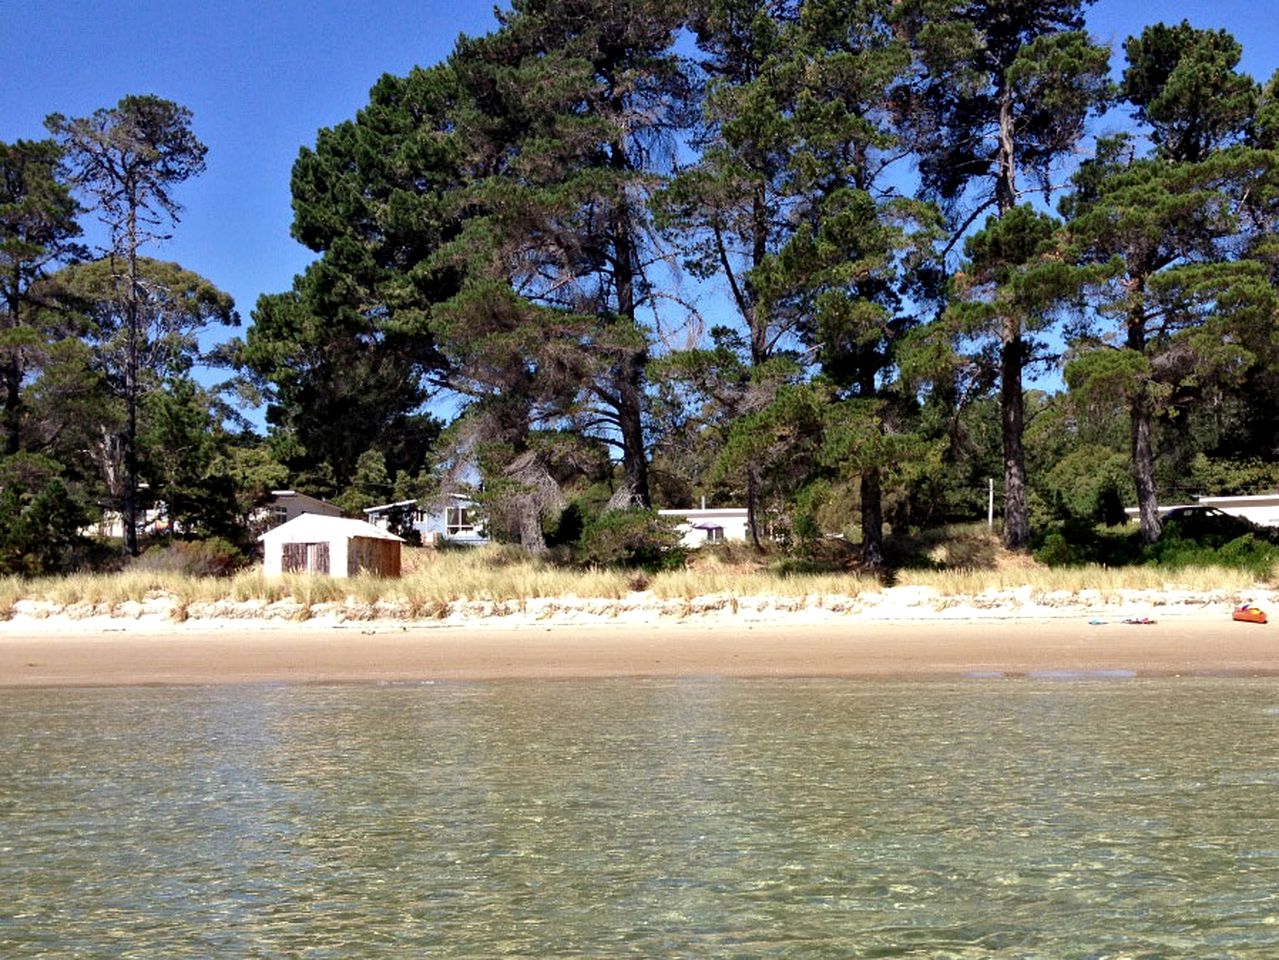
[[0, 615, 1274, 686]]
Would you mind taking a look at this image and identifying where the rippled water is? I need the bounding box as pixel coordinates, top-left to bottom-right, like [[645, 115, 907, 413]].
[[3, 678, 1279, 957]]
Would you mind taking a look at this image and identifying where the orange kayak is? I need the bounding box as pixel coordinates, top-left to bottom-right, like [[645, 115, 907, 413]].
[[1233, 606, 1268, 624]]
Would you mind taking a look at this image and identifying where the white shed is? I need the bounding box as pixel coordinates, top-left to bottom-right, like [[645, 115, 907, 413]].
[[259, 513, 404, 577]]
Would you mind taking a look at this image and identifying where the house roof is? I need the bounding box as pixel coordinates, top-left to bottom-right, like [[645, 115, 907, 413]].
[[658, 508, 748, 518], [364, 493, 477, 515], [363, 499, 420, 514], [259, 513, 404, 543], [269, 489, 343, 512]]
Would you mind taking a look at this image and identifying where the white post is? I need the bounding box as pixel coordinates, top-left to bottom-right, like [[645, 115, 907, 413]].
[[988, 478, 995, 532]]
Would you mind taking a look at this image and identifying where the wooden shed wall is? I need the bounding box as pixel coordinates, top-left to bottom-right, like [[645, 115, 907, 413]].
[[347, 536, 401, 577]]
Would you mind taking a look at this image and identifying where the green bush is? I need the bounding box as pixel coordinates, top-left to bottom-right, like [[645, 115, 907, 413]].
[[0, 477, 95, 576], [577, 508, 683, 569], [1037, 445, 1132, 527], [1149, 532, 1279, 579], [1033, 531, 1089, 567]]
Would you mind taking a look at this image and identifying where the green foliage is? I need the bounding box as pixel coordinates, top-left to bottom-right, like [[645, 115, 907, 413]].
[[239, 64, 454, 491], [893, 0, 1110, 206], [0, 471, 93, 576], [1032, 531, 1089, 567], [334, 448, 393, 513], [576, 508, 683, 569], [139, 377, 242, 541], [1148, 532, 1279, 579], [1037, 444, 1133, 527], [0, 138, 85, 456], [51, 257, 236, 386], [1189, 455, 1279, 496], [1032, 522, 1279, 579], [1121, 21, 1257, 162]]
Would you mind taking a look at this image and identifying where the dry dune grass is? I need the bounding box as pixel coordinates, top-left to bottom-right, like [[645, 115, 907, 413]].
[[0, 532, 1274, 621], [895, 563, 1266, 598]]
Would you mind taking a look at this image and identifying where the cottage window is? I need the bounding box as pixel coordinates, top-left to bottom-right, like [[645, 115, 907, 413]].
[[446, 505, 475, 535], [704, 526, 724, 543]]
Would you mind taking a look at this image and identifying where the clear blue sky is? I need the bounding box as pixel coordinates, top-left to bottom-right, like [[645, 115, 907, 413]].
[[2, 0, 1276, 413]]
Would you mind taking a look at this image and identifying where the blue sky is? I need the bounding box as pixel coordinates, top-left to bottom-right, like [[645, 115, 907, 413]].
[[2, 0, 1276, 420]]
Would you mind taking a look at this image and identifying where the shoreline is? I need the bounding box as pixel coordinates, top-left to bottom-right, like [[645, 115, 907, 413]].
[[1, 608, 1274, 687]]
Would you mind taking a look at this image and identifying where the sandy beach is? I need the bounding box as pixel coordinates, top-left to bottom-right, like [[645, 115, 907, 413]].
[[0, 614, 1274, 686]]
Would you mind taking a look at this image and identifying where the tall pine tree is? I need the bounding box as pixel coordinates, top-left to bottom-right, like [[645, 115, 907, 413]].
[[894, 0, 1109, 548]]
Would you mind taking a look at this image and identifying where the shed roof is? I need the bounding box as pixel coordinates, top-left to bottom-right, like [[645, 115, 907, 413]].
[[258, 512, 404, 543]]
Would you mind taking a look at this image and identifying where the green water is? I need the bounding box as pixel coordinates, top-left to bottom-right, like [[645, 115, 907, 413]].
[[2, 678, 1279, 958]]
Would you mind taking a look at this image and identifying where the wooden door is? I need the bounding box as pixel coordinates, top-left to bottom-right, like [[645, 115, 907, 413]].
[[282, 542, 306, 573]]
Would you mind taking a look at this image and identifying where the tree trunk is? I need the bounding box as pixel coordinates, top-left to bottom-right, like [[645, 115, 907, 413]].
[[516, 495, 547, 555], [1000, 327, 1030, 550], [1130, 392, 1161, 544], [123, 217, 141, 557], [995, 77, 1029, 550], [745, 466, 761, 550], [616, 351, 650, 508], [995, 80, 1017, 214], [610, 210, 650, 507], [1127, 312, 1161, 543], [2, 350, 19, 457], [860, 465, 884, 567]]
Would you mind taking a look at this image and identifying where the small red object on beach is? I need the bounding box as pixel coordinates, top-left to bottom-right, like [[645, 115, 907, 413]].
[[1233, 604, 1268, 624]]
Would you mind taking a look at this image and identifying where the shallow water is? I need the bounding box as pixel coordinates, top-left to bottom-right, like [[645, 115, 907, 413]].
[[3, 677, 1279, 958]]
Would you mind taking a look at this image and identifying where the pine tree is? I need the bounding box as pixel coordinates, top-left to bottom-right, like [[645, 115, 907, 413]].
[[894, 0, 1109, 548], [0, 139, 84, 456], [755, 0, 943, 565], [241, 67, 454, 492], [47, 96, 209, 555], [651, 0, 801, 544], [439, 0, 692, 520], [1061, 23, 1278, 544]]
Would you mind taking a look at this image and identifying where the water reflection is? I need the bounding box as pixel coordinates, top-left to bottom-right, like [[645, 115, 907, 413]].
[[2, 679, 1279, 957]]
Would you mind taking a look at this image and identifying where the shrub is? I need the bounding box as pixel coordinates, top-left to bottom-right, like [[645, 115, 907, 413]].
[[134, 538, 246, 577], [1033, 531, 1089, 567], [577, 508, 684, 569], [0, 477, 94, 576]]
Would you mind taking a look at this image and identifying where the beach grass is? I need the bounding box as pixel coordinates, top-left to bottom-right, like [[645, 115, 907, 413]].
[[894, 562, 1269, 598], [0, 540, 1273, 620]]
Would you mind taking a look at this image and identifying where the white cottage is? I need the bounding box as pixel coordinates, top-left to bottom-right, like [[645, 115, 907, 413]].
[[363, 494, 490, 547], [658, 507, 751, 548], [260, 514, 404, 577]]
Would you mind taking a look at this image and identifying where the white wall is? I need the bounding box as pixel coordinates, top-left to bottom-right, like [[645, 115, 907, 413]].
[[658, 508, 750, 548], [261, 535, 351, 577]]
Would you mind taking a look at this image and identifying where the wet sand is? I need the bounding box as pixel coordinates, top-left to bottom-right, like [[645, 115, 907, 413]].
[[0, 617, 1274, 686]]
